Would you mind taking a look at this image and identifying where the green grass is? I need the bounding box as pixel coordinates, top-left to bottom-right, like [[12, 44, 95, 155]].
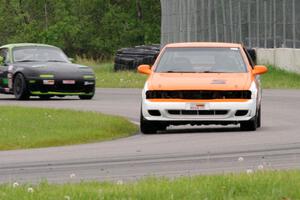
[[0, 106, 138, 150], [77, 59, 300, 89], [1, 170, 300, 199], [77, 58, 147, 88], [261, 65, 300, 89]]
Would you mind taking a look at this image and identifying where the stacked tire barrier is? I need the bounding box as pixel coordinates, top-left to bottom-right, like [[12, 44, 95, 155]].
[[114, 44, 160, 71], [114, 45, 256, 71]]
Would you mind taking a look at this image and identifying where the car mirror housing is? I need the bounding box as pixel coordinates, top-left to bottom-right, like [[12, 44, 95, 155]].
[[252, 65, 268, 75], [138, 64, 152, 75]]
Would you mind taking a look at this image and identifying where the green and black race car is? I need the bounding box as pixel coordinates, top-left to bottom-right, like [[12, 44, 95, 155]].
[[0, 43, 95, 100]]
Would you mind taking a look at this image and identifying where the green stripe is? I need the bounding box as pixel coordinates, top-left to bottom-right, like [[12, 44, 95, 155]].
[[40, 74, 54, 78], [31, 91, 93, 95], [83, 75, 94, 79]]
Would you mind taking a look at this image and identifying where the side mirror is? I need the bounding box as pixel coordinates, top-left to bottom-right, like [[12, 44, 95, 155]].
[[0, 56, 4, 65], [252, 65, 268, 75], [137, 64, 152, 75]]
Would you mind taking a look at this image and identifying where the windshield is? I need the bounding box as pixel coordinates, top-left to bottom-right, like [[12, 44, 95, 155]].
[[156, 47, 247, 73], [13, 46, 70, 63]]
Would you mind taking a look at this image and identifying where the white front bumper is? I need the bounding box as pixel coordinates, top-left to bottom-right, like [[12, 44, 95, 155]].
[[142, 99, 257, 122]]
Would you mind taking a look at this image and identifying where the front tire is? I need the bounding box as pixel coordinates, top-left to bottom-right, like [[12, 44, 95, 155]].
[[39, 95, 52, 100], [79, 94, 94, 100], [257, 106, 261, 128], [240, 116, 257, 131], [79, 87, 95, 100], [140, 111, 167, 134], [13, 73, 30, 100]]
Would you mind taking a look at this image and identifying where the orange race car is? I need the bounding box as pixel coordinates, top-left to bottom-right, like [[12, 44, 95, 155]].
[[138, 42, 268, 134]]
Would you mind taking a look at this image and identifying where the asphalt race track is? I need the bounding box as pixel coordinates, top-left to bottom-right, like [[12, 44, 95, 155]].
[[0, 89, 300, 183]]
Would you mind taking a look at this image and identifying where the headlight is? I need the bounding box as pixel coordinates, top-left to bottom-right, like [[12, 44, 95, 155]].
[[249, 81, 258, 99]]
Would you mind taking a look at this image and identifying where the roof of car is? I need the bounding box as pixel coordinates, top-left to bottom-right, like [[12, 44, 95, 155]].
[[164, 42, 242, 48], [0, 43, 59, 49]]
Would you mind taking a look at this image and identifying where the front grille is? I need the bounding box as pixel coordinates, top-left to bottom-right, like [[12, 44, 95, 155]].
[[168, 110, 228, 116], [29, 79, 94, 93], [146, 90, 251, 99]]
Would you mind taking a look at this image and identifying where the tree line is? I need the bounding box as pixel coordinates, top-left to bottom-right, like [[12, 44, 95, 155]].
[[0, 0, 161, 59]]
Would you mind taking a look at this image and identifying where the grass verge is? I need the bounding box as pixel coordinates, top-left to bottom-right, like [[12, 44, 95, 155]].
[[77, 59, 300, 89], [77, 58, 147, 88], [261, 65, 300, 89], [0, 106, 138, 150], [1, 170, 300, 199]]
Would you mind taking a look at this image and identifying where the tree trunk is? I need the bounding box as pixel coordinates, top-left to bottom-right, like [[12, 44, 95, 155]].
[[136, 0, 142, 20]]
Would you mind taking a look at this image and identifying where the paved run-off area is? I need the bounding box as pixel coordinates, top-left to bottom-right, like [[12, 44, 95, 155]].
[[0, 89, 300, 183]]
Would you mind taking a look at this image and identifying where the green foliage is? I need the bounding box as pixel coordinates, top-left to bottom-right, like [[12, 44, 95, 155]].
[[261, 65, 300, 89], [0, 0, 161, 59]]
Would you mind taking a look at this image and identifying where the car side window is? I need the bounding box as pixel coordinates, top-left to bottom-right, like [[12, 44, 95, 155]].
[[0, 48, 10, 65], [243, 47, 255, 68]]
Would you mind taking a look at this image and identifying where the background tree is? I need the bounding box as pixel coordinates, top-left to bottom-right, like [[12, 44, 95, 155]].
[[0, 0, 161, 59]]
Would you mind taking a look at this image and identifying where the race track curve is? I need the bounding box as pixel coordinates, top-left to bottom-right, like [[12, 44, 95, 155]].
[[0, 89, 300, 183]]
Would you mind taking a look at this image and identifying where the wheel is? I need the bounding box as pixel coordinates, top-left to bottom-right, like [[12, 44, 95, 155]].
[[257, 106, 261, 128], [140, 110, 167, 134], [39, 95, 52, 100], [240, 116, 257, 131], [13, 73, 30, 100], [79, 94, 94, 100]]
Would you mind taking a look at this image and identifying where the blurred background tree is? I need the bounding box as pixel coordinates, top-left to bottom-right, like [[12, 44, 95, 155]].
[[0, 0, 161, 59]]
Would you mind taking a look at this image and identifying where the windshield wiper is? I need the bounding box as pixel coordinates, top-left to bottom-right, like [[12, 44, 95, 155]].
[[160, 71, 194, 73], [46, 60, 66, 63], [195, 71, 228, 73], [16, 59, 39, 62], [159, 70, 230, 73]]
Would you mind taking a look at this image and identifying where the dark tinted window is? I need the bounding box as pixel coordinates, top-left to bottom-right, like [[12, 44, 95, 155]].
[[13, 46, 69, 63], [156, 47, 247, 73], [244, 48, 256, 67]]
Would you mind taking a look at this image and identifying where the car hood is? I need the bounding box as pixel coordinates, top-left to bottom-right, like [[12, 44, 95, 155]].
[[147, 73, 252, 91], [13, 62, 93, 74]]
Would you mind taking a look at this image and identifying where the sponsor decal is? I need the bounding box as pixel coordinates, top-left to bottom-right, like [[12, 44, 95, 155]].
[[63, 80, 75, 84], [43, 80, 55, 85], [211, 79, 226, 84], [2, 78, 8, 85]]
